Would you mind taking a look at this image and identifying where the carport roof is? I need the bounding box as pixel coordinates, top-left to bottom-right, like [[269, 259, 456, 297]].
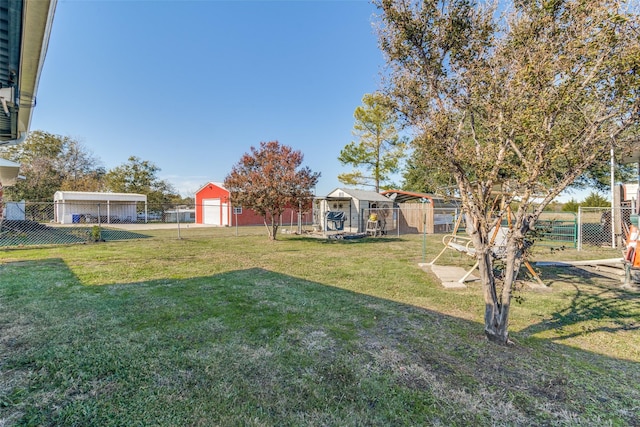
[[381, 189, 461, 207], [53, 191, 147, 202]]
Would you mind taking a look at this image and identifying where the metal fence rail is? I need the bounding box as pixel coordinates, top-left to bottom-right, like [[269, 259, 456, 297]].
[[531, 212, 577, 248]]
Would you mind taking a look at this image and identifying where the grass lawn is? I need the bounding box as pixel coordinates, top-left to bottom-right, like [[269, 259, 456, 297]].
[[1, 228, 639, 426]]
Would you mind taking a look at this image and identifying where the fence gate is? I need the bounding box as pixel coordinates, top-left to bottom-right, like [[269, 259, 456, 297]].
[[535, 212, 577, 248]]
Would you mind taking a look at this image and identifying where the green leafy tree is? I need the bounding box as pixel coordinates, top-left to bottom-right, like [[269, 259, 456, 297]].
[[561, 198, 580, 213], [582, 192, 611, 208], [402, 142, 457, 195], [338, 92, 406, 192], [562, 192, 611, 212], [104, 156, 178, 208], [224, 141, 320, 240], [0, 130, 103, 201], [404, 139, 638, 197], [574, 161, 637, 193], [377, 0, 639, 344]]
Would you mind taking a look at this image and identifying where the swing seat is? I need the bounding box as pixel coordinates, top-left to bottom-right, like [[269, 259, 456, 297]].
[[428, 226, 545, 287], [429, 227, 509, 284], [440, 227, 507, 258], [441, 235, 476, 256]]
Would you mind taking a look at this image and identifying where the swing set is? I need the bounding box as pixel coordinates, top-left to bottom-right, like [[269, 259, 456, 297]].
[[427, 195, 545, 287]]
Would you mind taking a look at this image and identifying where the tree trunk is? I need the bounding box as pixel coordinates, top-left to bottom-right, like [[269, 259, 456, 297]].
[[477, 249, 509, 344], [478, 236, 524, 345], [263, 216, 279, 240], [263, 218, 275, 240], [263, 211, 282, 240]]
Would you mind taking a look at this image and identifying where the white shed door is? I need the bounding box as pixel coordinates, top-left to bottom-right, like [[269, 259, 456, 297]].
[[221, 202, 228, 225], [203, 199, 221, 225]]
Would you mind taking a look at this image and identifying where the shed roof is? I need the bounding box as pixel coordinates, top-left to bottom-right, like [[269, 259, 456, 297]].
[[195, 181, 227, 194], [53, 191, 147, 202], [325, 188, 391, 202]]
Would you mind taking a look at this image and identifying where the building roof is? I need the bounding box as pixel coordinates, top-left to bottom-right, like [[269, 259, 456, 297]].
[[0, 0, 57, 145], [381, 189, 461, 207], [53, 191, 147, 202], [324, 188, 391, 202], [195, 181, 227, 194], [0, 157, 20, 185]]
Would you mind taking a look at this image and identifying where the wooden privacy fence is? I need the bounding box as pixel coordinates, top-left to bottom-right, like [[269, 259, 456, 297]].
[[396, 203, 459, 234]]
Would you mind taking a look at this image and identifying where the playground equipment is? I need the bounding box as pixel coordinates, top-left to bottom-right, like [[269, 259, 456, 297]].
[[623, 214, 640, 285], [427, 197, 545, 287]]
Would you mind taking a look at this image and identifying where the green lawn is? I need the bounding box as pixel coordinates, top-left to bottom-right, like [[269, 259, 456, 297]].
[[1, 229, 638, 426]]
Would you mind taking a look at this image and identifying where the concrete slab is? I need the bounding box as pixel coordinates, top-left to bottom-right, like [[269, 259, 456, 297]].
[[418, 263, 477, 289], [522, 280, 550, 290], [420, 263, 551, 291], [535, 258, 624, 267]]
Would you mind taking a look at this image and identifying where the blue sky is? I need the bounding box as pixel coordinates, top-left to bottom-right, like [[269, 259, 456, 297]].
[[31, 0, 385, 197]]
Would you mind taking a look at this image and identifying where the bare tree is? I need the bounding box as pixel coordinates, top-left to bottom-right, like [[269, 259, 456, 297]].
[[376, 0, 639, 344]]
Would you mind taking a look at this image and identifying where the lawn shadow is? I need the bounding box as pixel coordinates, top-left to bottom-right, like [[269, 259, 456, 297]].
[[0, 224, 151, 248], [1, 260, 639, 425], [520, 265, 640, 339], [99, 228, 152, 241]]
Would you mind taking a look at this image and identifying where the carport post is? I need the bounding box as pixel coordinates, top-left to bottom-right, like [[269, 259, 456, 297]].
[[177, 207, 181, 239]]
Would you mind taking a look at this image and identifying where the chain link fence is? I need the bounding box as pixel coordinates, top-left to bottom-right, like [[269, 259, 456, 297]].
[[2, 200, 633, 250], [577, 206, 634, 250], [360, 206, 578, 247], [0, 201, 315, 248], [358, 204, 634, 251]]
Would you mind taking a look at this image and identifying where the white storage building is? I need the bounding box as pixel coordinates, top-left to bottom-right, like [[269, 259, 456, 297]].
[[315, 188, 393, 233], [53, 191, 147, 224]]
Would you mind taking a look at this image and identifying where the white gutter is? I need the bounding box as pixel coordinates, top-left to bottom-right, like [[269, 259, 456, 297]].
[[1, 0, 57, 146]]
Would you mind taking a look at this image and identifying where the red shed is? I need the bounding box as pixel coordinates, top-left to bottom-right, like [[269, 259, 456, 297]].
[[195, 182, 231, 226], [195, 182, 303, 227]]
